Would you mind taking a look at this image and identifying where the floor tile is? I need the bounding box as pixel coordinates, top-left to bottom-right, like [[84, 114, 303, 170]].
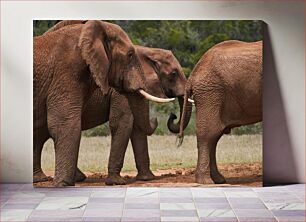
[[258, 192, 301, 203], [161, 217, 199, 222], [194, 197, 228, 203], [125, 203, 160, 209], [43, 191, 91, 197], [160, 203, 196, 210], [36, 196, 88, 210], [88, 197, 124, 203], [276, 217, 306, 222], [160, 189, 192, 198], [198, 209, 235, 217], [86, 202, 123, 209], [191, 188, 225, 198], [281, 184, 305, 191], [10, 191, 45, 199], [161, 210, 198, 217], [160, 197, 194, 203], [122, 209, 160, 217], [122, 217, 161, 221], [83, 217, 121, 222], [1, 203, 39, 209], [225, 191, 258, 198], [253, 186, 290, 193], [125, 197, 159, 203], [234, 209, 274, 218], [230, 202, 267, 209], [91, 190, 126, 198], [222, 187, 252, 192], [7, 197, 44, 204], [0, 209, 33, 221], [199, 217, 238, 222], [27, 216, 83, 221], [196, 202, 231, 210], [237, 217, 277, 222], [83, 208, 123, 217], [29, 209, 84, 217], [271, 209, 305, 217], [227, 197, 263, 204], [126, 188, 159, 198], [160, 188, 191, 192], [265, 202, 305, 210]]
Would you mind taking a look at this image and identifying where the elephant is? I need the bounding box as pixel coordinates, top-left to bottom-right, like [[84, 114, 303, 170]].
[[169, 40, 262, 184], [34, 20, 175, 186], [34, 20, 190, 186]]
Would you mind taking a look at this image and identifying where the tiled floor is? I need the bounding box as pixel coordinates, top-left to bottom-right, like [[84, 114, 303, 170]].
[[0, 184, 305, 222]]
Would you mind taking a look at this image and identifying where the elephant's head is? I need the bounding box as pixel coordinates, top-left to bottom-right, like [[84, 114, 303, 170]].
[[79, 20, 146, 94], [136, 46, 186, 98], [127, 46, 192, 135], [47, 20, 173, 103]]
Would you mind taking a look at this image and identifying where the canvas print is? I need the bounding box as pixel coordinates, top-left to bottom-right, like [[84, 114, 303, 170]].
[[33, 20, 263, 187]]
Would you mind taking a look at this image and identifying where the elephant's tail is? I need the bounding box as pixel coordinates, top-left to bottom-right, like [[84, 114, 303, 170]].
[[177, 81, 193, 147]]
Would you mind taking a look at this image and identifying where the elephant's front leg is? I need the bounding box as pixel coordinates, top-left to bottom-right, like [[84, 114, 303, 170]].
[[106, 94, 133, 185], [130, 126, 155, 181]]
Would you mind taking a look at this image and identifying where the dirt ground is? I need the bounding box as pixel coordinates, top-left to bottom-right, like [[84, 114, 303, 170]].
[[34, 163, 262, 187]]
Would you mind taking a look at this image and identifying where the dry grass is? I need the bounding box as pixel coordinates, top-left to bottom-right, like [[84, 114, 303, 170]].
[[41, 134, 262, 173]]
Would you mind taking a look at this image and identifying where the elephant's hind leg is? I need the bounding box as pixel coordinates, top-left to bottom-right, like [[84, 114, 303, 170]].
[[47, 101, 82, 187], [194, 91, 226, 184], [209, 134, 226, 184], [33, 127, 51, 183]]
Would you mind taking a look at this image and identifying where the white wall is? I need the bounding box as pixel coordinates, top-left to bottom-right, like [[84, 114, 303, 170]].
[[1, 1, 305, 184]]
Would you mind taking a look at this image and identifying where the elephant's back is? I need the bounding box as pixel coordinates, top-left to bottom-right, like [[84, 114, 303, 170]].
[[190, 40, 262, 123], [190, 40, 262, 89]]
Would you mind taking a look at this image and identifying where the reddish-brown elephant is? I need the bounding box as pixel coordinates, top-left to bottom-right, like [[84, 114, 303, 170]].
[[169, 40, 262, 184], [34, 21, 191, 186], [33, 20, 178, 187]]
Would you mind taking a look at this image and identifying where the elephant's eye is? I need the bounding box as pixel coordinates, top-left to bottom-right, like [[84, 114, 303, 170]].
[[170, 71, 177, 78], [127, 50, 134, 59]]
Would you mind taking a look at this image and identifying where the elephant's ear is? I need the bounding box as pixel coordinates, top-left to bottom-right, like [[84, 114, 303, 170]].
[[79, 20, 110, 95], [145, 54, 161, 75]]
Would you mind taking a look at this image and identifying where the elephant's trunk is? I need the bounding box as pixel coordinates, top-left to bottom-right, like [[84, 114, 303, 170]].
[[167, 96, 192, 134], [126, 94, 158, 136]]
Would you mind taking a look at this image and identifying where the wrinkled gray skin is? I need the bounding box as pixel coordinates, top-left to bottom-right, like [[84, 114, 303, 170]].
[[34, 21, 190, 186], [170, 40, 262, 184], [34, 20, 149, 187]]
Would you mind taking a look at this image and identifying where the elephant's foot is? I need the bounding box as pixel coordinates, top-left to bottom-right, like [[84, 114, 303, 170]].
[[105, 174, 127, 186], [52, 179, 75, 187], [136, 170, 155, 181], [75, 168, 87, 182], [33, 170, 52, 183], [211, 171, 226, 184], [195, 173, 214, 184]]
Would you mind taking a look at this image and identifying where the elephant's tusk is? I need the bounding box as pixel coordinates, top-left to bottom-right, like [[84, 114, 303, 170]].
[[139, 89, 175, 103], [188, 98, 195, 103]]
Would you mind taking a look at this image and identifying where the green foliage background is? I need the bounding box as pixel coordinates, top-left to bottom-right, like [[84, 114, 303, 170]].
[[34, 20, 263, 136]]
